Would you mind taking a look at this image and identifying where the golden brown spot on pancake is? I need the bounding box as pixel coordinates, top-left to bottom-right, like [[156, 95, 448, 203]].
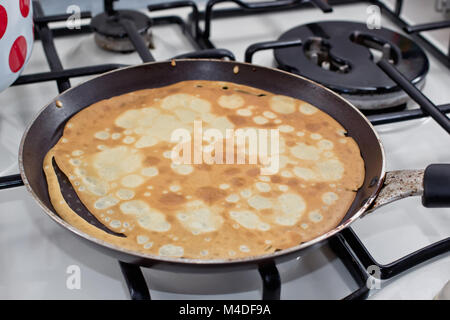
[[159, 193, 186, 206], [195, 186, 227, 205], [144, 156, 160, 166], [227, 114, 247, 125], [197, 163, 212, 171], [246, 168, 259, 177], [231, 177, 246, 187], [224, 168, 240, 175], [270, 175, 282, 183]]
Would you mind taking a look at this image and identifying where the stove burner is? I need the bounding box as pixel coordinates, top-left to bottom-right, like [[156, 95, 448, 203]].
[[274, 21, 429, 110], [90, 10, 153, 53]]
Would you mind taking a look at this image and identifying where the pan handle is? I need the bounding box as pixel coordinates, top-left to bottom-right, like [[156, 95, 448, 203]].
[[422, 164, 450, 207], [367, 164, 450, 213]]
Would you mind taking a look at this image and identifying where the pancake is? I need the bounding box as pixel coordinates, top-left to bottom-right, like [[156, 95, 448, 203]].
[[43, 80, 365, 260]]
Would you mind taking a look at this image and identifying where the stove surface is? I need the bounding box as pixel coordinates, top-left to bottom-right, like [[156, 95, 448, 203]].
[[0, 1, 449, 300]]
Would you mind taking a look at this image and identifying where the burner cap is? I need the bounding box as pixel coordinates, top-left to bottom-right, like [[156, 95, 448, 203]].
[[274, 21, 429, 109], [90, 10, 153, 53]]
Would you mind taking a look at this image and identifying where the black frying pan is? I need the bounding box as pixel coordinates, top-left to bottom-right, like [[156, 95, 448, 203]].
[[18, 59, 450, 272]]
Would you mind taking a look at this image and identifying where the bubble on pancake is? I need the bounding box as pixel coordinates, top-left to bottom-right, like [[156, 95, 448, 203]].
[[135, 135, 159, 148], [290, 143, 320, 161], [121, 174, 144, 188], [141, 167, 159, 177], [122, 136, 135, 144], [143, 242, 153, 249], [219, 184, 230, 190], [263, 111, 277, 119], [82, 176, 109, 196], [94, 131, 109, 140], [270, 95, 296, 114], [239, 245, 250, 253], [299, 102, 318, 115], [120, 200, 170, 232], [69, 158, 81, 166], [309, 210, 323, 223], [162, 93, 211, 113], [173, 108, 198, 123], [93, 146, 142, 181], [111, 133, 121, 140], [109, 220, 121, 228], [176, 201, 224, 234], [322, 192, 338, 205], [236, 108, 252, 116], [278, 125, 294, 133], [171, 163, 194, 175], [218, 94, 244, 109], [255, 182, 271, 192], [318, 139, 334, 150], [226, 194, 239, 203], [137, 235, 149, 245], [248, 195, 272, 210], [253, 116, 269, 125], [72, 150, 84, 157], [115, 107, 160, 129], [229, 210, 271, 231], [159, 244, 184, 257], [272, 193, 306, 226], [316, 159, 344, 181], [208, 116, 235, 135], [293, 167, 315, 180], [278, 185, 289, 192], [169, 185, 181, 192], [94, 195, 119, 210], [240, 189, 252, 198], [281, 170, 293, 178], [116, 188, 135, 200]]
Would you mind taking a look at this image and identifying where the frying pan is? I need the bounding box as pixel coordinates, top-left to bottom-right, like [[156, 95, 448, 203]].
[[18, 59, 450, 272]]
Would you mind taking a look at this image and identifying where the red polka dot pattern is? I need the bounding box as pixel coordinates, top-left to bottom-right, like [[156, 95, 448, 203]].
[[20, 0, 30, 18], [0, 5, 7, 39], [9, 36, 27, 73]]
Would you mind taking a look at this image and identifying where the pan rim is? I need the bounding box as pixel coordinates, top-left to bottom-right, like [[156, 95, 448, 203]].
[[18, 58, 386, 266]]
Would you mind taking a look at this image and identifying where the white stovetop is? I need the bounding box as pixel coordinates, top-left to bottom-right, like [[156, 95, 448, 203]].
[[0, 1, 449, 300]]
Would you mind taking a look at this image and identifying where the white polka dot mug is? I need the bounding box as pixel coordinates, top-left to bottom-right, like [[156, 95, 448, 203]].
[[0, 0, 33, 92]]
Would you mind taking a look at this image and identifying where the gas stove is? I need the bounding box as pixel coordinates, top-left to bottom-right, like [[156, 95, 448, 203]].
[[0, 0, 449, 300]]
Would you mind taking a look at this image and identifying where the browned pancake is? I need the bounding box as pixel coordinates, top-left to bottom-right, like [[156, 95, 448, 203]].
[[43, 80, 364, 259]]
